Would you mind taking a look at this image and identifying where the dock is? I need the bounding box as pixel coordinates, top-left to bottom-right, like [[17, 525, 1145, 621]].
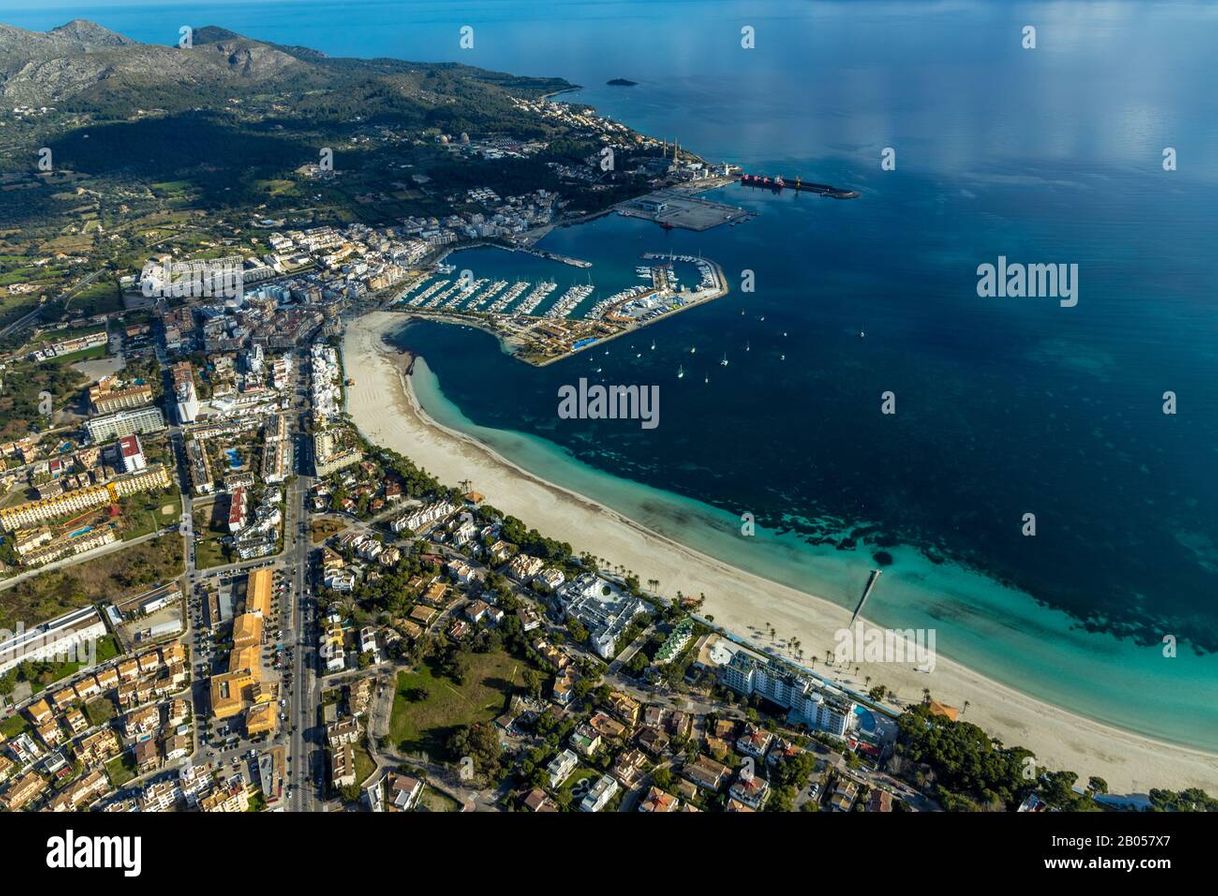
[[513, 246, 592, 268], [849, 568, 882, 626]]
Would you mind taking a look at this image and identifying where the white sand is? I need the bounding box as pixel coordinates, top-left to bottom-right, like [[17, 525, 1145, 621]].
[[344, 311, 1218, 795]]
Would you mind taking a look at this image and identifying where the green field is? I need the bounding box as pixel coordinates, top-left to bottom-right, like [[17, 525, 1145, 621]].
[[105, 752, 138, 788], [389, 648, 528, 756], [121, 490, 182, 540], [418, 786, 461, 813], [353, 742, 377, 787], [0, 714, 31, 739], [192, 504, 231, 569]]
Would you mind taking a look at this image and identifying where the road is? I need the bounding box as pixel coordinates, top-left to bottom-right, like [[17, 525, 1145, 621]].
[[283, 346, 320, 812], [0, 268, 107, 339]]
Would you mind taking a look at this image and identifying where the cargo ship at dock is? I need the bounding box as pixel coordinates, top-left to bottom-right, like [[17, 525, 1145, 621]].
[[738, 173, 859, 199]]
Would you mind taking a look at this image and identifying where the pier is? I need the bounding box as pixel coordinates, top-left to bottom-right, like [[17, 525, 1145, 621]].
[[849, 568, 882, 625], [513, 246, 592, 268]]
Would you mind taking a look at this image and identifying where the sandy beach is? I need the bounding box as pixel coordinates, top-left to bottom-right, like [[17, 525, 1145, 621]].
[[343, 311, 1218, 795]]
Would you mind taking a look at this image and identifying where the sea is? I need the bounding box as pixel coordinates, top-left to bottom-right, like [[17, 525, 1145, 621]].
[[12, 0, 1218, 751]]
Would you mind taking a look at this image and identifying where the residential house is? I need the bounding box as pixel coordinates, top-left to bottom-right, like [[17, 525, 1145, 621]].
[[607, 691, 641, 726], [0, 771, 48, 811], [611, 748, 648, 789], [729, 773, 771, 810], [331, 743, 356, 788], [551, 666, 578, 706], [588, 711, 628, 741], [736, 724, 774, 759], [522, 787, 559, 812], [638, 786, 680, 812], [326, 717, 361, 747], [569, 723, 602, 758], [25, 698, 53, 726], [579, 774, 619, 813], [682, 754, 730, 792], [636, 726, 670, 756], [829, 777, 861, 812], [133, 739, 162, 774], [546, 748, 579, 789], [386, 772, 422, 811]]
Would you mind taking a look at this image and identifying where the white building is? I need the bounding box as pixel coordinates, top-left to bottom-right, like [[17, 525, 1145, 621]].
[[546, 748, 579, 789], [0, 606, 107, 676], [579, 774, 619, 813], [118, 434, 146, 473]]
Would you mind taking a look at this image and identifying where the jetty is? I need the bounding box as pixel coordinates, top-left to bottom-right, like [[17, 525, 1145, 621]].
[[514, 246, 592, 268], [850, 568, 883, 625]]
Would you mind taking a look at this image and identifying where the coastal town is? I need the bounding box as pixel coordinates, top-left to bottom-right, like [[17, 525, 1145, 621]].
[[0, 222, 1210, 816], [0, 17, 1213, 829]]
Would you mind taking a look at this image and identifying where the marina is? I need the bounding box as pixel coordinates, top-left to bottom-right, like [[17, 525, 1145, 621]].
[[390, 248, 729, 365]]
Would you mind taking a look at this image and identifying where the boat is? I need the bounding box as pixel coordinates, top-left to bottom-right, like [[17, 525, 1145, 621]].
[[677, 365, 685, 379], [720, 353, 729, 367], [859, 330, 865, 338], [745, 341, 751, 352], [690, 346, 696, 354], [780, 354, 785, 361], [650, 340, 656, 350]]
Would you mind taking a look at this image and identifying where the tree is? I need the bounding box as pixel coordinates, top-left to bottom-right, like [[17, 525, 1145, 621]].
[[521, 667, 542, 699], [1087, 776, 1108, 795], [447, 721, 502, 781]]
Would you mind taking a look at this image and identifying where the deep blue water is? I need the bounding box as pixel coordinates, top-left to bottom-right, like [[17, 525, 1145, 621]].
[[12, 0, 1218, 745]]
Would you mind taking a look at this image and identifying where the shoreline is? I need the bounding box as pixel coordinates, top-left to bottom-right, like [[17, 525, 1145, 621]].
[[342, 310, 1218, 794]]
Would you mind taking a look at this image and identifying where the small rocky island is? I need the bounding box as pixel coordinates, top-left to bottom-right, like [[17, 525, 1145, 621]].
[[607, 78, 638, 86]]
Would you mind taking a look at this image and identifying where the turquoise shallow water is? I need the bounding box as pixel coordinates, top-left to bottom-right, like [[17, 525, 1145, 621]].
[[16, 0, 1218, 750], [405, 322, 1218, 753]]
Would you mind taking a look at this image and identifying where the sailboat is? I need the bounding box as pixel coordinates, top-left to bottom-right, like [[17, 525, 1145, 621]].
[[780, 354, 786, 361], [650, 339, 656, 350], [704, 374, 709, 383], [690, 346, 696, 354], [745, 341, 751, 352], [859, 330, 865, 339], [677, 365, 685, 379], [720, 353, 729, 367]]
